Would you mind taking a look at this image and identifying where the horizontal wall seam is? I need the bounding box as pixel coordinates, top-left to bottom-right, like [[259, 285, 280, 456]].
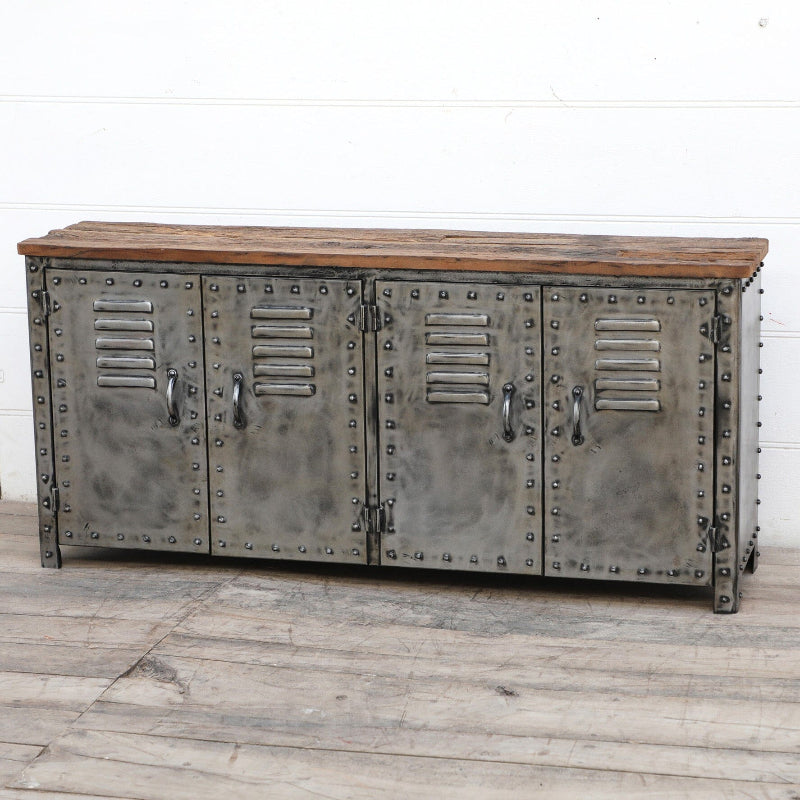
[[1, 96, 799, 110]]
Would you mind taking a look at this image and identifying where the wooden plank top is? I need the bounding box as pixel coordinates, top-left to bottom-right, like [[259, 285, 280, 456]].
[[18, 221, 768, 278]]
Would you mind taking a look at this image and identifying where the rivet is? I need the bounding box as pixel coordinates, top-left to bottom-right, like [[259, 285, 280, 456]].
[[218, 540, 226, 548], [526, 400, 534, 409], [168, 536, 176, 544], [552, 561, 561, 570], [722, 456, 731, 465], [62, 455, 70, 462], [350, 471, 359, 479], [409, 288, 419, 298], [265, 285, 273, 293], [467, 291, 477, 300], [695, 570, 705, 579], [608, 295, 617, 304], [325, 547, 334, 555], [414, 551, 423, 560], [386, 420, 395, 429], [722, 345, 731, 353], [609, 565, 620, 574], [29, 264, 38, 272], [526, 559, 534, 567], [637, 567, 648, 575], [699, 354, 707, 363], [386, 472, 395, 481], [723, 430, 731, 438], [193, 463, 200, 470], [497, 556, 506, 567], [552, 401, 560, 410], [352, 548, 360, 557], [525, 346, 534, 355], [525, 319, 534, 329], [552, 454, 560, 462], [349, 420, 357, 428], [719, 595, 731, 603], [722, 287, 732, 295], [723, 401, 732, 410], [189, 335, 196, 343], [272, 544, 280, 552], [697, 544, 706, 552], [386, 549, 397, 559], [348, 367, 356, 376], [698, 408, 705, 416], [37, 396, 45, 404], [551, 534, 560, 543], [79, 277, 88, 285], [352, 497, 360, 505], [211, 311, 219, 318], [579, 293, 588, 303], [384, 341, 392, 350], [758, 395, 762, 401], [160, 280, 168, 288], [193, 513, 201, 520], [524, 293, 533, 302], [550, 375, 560, 384], [551, 320, 559, 329], [722, 485, 731, 493], [106, 278, 114, 286], [212, 337, 220, 344], [64, 531, 73, 538], [527, 505, 536, 515], [698, 436, 706, 445], [349, 393, 358, 403], [291, 285, 301, 294], [215, 439, 223, 447], [298, 545, 307, 553], [439, 290, 448, 299], [91, 532, 100, 540], [142, 535, 151, 543], [699, 297, 707, 306], [697, 516, 706, 525], [525, 453, 534, 462], [667, 569, 678, 577], [580, 563, 590, 572], [720, 568, 731, 576], [720, 512, 729, 521], [217, 516, 225, 523], [551, 427, 560, 437], [386, 445, 396, 455], [63, 504, 71, 512], [551, 507, 559, 516], [698, 463, 704, 472], [187, 309, 194, 316], [470, 555, 478, 563], [526, 532, 535, 541], [667, 296, 675, 304], [551, 347, 559, 356], [525, 427, 534, 436], [384, 393, 393, 403], [36, 345, 43, 352]]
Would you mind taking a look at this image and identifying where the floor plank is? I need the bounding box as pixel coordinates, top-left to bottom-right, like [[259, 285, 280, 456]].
[[10, 730, 800, 800]]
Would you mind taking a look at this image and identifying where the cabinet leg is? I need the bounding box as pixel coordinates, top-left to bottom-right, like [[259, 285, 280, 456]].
[[747, 545, 759, 574], [39, 528, 62, 568]]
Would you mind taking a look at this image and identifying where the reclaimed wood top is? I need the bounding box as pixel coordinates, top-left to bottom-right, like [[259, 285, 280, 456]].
[[18, 221, 768, 278]]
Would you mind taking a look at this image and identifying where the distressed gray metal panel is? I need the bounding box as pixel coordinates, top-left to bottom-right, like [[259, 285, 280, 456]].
[[46, 269, 209, 552], [543, 287, 715, 584], [26, 257, 60, 566], [204, 276, 367, 563], [376, 280, 542, 574]]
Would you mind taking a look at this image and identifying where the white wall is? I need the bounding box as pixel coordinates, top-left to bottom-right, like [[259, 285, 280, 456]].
[[1, 2, 798, 544]]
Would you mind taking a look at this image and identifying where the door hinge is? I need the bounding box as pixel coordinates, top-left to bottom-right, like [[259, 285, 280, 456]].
[[709, 315, 721, 345], [358, 304, 381, 332], [40, 289, 52, 318], [362, 502, 385, 536], [49, 485, 60, 513], [709, 524, 730, 554]]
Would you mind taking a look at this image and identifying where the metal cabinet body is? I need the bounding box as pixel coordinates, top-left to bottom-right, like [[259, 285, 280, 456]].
[[20, 224, 767, 612]]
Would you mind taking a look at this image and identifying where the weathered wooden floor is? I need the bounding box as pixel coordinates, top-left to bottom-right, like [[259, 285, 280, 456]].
[[1, 500, 799, 799]]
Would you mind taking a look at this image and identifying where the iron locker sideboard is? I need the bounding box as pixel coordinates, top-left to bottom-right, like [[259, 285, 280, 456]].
[[18, 223, 768, 613]]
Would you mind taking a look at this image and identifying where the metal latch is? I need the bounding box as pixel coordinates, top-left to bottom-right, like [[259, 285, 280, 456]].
[[709, 525, 730, 553], [358, 304, 381, 332], [701, 315, 722, 345], [362, 502, 385, 536], [40, 290, 52, 318], [49, 485, 60, 513]]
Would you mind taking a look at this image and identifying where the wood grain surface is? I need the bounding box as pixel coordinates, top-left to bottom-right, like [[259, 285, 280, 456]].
[[1, 499, 798, 799], [18, 222, 768, 278]]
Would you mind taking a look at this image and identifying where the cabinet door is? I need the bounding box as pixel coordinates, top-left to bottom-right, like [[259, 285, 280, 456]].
[[376, 280, 542, 573], [543, 287, 715, 584], [46, 269, 209, 552], [204, 276, 367, 563]]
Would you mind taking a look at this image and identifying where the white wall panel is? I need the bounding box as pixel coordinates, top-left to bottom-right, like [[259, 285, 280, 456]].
[[758, 447, 800, 548], [2, 104, 797, 218], [1, 2, 796, 102], [0, 312, 30, 412], [0, 414, 35, 501]]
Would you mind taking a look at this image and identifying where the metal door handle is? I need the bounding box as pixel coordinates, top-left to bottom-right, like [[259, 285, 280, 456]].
[[572, 385, 584, 446], [166, 369, 179, 426], [232, 372, 245, 429], [502, 382, 515, 442]]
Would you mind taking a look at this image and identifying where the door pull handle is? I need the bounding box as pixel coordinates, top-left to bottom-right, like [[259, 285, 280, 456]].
[[502, 382, 515, 442], [166, 368, 179, 426], [232, 372, 246, 429], [572, 385, 585, 446]]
